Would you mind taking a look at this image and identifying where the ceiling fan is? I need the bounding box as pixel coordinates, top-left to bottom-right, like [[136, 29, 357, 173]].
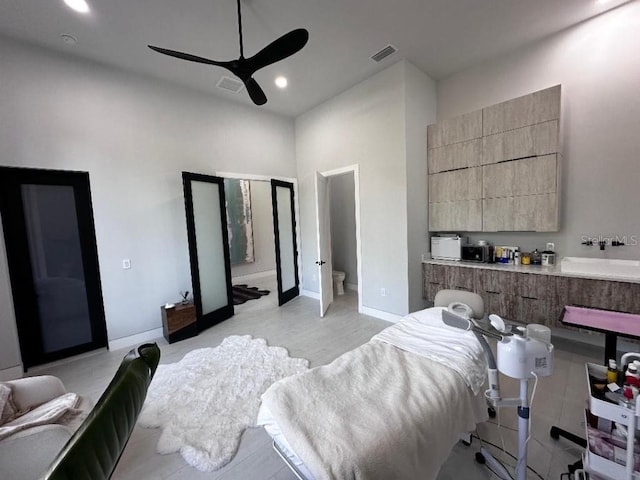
[[148, 0, 309, 106]]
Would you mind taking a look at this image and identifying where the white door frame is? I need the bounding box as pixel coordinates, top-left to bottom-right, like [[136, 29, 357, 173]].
[[317, 164, 362, 314], [215, 171, 302, 295]]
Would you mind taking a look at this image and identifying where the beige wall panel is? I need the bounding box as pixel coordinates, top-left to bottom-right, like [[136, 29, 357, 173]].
[[482, 120, 559, 165], [427, 109, 482, 148], [482, 85, 561, 135], [429, 200, 482, 231], [429, 167, 482, 203], [428, 138, 482, 173], [483, 155, 557, 198]]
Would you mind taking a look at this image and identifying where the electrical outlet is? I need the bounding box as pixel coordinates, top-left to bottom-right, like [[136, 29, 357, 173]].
[[380, 288, 386, 296], [122, 259, 131, 269]]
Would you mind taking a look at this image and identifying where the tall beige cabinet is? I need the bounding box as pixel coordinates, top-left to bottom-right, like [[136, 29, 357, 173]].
[[427, 85, 561, 232]]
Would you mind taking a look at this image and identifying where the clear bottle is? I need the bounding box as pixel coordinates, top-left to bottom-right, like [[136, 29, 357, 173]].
[[607, 359, 618, 384]]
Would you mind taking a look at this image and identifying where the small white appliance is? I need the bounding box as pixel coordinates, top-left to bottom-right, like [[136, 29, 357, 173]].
[[431, 235, 465, 261]]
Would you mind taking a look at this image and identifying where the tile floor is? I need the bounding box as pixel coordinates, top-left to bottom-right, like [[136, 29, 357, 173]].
[[29, 276, 610, 479]]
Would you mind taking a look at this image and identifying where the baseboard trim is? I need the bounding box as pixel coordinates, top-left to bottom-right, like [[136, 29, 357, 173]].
[[108, 327, 164, 351], [345, 282, 358, 291], [359, 306, 403, 323], [300, 289, 320, 300], [232, 270, 277, 283], [0, 364, 23, 381]]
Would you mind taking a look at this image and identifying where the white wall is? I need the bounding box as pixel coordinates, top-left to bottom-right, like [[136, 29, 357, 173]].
[[404, 62, 437, 312], [296, 60, 437, 316], [329, 173, 357, 286], [0, 36, 295, 370], [436, 2, 640, 259], [230, 180, 277, 278]]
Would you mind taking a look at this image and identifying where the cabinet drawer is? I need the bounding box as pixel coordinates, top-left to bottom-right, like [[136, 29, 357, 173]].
[[515, 273, 551, 299], [476, 269, 518, 294], [425, 264, 447, 284], [483, 292, 518, 321], [445, 266, 476, 291], [517, 296, 549, 325]]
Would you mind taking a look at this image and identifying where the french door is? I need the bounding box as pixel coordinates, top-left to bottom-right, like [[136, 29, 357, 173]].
[[182, 172, 234, 331], [0, 167, 107, 369], [271, 180, 299, 306]]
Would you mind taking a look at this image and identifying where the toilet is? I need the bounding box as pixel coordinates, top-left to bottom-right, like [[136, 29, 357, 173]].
[[332, 270, 346, 295]]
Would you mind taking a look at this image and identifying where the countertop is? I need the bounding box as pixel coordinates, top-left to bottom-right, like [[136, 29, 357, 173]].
[[423, 258, 640, 284]]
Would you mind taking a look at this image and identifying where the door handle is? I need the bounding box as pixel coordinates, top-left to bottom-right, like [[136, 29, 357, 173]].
[[315, 260, 326, 266]]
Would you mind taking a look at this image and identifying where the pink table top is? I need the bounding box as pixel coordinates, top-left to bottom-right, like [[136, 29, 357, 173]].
[[563, 305, 640, 338]]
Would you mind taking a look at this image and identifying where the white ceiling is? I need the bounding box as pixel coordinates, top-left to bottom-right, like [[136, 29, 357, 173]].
[[0, 0, 631, 117]]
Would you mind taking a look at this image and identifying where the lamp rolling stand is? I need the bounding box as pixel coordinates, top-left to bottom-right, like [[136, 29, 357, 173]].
[[442, 310, 554, 480]]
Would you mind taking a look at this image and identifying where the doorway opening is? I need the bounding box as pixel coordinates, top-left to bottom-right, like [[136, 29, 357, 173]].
[[217, 172, 301, 309], [315, 165, 361, 317]]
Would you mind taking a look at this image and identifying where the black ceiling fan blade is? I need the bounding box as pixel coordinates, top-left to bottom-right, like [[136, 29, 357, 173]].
[[244, 28, 309, 73], [148, 45, 229, 68], [243, 77, 267, 105]]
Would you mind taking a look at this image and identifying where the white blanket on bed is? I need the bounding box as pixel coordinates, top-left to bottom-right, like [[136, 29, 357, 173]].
[[259, 308, 489, 480], [372, 307, 487, 394]]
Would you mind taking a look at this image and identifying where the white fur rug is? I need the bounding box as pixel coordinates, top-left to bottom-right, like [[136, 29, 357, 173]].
[[138, 335, 309, 472]]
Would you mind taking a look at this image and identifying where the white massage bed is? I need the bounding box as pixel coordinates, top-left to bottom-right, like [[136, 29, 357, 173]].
[[257, 307, 489, 480]]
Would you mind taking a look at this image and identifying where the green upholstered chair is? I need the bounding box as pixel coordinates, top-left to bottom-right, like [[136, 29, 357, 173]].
[[41, 342, 161, 480]]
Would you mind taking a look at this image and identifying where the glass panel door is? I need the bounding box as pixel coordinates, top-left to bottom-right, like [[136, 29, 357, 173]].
[[0, 167, 107, 369], [183, 172, 233, 331], [22, 184, 92, 352], [271, 180, 299, 306]]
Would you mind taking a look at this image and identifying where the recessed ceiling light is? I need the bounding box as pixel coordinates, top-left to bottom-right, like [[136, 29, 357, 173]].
[[275, 76, 288, 89], [64, 0, 90, 14]]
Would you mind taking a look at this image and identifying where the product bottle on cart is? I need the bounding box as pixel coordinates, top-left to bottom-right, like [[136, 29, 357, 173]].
[[608, 359, 618, 384]]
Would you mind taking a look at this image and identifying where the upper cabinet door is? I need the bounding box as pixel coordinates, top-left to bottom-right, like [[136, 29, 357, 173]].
[[427, 110, 482, 148], [482, 85, 561, 136], [428, 138, 482, 174], [482, 120, 559, 165]]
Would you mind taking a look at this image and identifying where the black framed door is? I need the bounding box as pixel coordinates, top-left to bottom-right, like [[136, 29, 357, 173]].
[[0, 167, 107, 369], [271, 180, 299, 306], [182, 172, 234, 331]]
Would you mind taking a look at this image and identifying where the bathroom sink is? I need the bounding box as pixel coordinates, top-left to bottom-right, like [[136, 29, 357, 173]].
[[560, 257, 640, 279]]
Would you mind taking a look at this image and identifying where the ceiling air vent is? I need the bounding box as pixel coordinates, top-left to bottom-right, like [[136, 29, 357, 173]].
[[216, 76, 244, 93], [370, 45, 397, 63]]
